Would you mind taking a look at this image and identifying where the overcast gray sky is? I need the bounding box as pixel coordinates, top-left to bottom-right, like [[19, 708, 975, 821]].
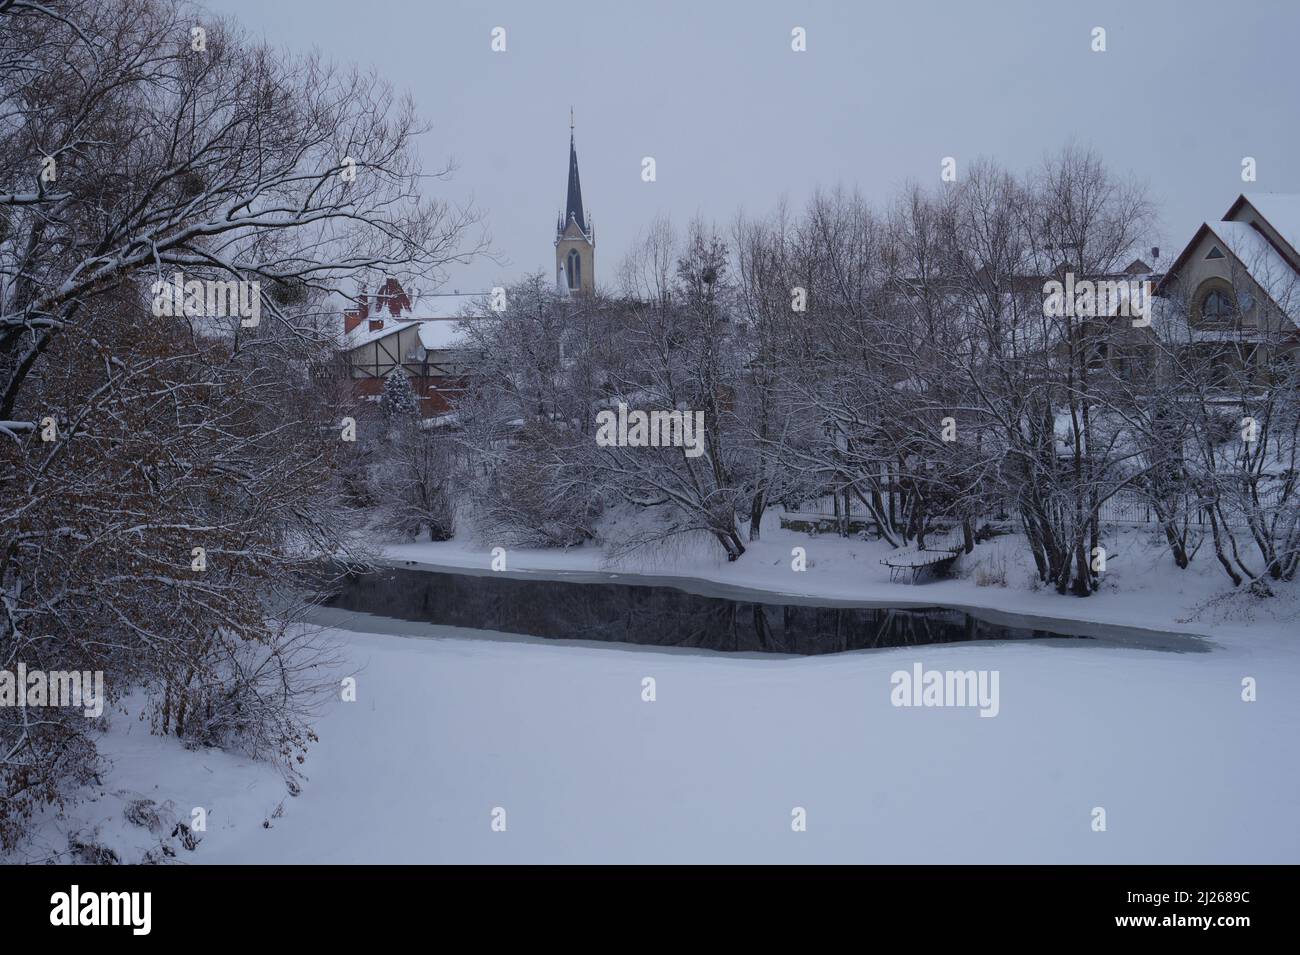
[[205, 0, 1299, 295]]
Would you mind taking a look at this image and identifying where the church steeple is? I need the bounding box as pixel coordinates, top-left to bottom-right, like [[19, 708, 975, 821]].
[[555, 109, 594, 294], [564, 109, 586, 234]]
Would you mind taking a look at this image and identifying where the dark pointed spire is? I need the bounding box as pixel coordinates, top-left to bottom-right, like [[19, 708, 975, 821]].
[[565, 110, 587, 235]]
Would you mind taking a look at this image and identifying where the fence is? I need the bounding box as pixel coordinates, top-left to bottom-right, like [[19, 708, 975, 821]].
[[792, 487, 1286, 531], [791, 494, 878, 519], [1098, 487, 1284, 529]]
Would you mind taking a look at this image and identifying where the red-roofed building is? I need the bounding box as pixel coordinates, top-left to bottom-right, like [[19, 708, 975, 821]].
[[340, 279, 483, 417]]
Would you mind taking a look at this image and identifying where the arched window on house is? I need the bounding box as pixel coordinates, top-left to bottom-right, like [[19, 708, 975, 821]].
[[1193, 280, 1242, 330], [1200, 289, 1237, 323], [566, 249, 581, 290], [1184, 280, 1252, 389]]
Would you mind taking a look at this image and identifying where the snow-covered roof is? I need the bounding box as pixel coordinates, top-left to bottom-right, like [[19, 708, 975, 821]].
[[417, 319, 468, 352], [340, 316, 477, 354], [341, 318, 417, 350], [339, 291, 484, 353], [1238, 192, 1300, 257]]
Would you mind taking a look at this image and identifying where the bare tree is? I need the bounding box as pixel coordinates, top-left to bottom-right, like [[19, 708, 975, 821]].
[[0, 0, 483, 846], [596, 221, 750, 560], [1146, 252, 1300, 588]]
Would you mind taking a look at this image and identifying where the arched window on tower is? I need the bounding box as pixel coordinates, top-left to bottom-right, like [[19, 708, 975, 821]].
[[566, 248, 581, 290]]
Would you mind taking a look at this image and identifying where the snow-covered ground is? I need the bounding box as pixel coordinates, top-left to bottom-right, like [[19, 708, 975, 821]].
[[12, 517, 1299, 864]]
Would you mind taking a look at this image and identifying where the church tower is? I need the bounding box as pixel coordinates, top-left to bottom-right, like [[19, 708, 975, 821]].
[[555, 111, 594, 295]]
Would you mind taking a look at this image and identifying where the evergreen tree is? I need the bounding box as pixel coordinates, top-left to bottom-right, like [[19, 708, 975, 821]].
[[380, 371, 421, 423]]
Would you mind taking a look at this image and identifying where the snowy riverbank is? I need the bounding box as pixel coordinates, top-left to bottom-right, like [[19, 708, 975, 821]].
[[375, 516, 1300, 646], [10, 518, 1298, 864]]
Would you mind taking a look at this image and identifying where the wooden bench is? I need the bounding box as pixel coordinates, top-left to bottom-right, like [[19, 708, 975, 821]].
[[881, 545, 962, 584]]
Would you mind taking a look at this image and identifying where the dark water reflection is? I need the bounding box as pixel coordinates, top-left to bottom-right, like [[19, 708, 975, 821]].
[[320, 567, 1120, 656]]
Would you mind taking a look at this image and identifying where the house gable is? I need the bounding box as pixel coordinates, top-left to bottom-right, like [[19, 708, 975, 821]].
[[1157, 222, 1299, 332]]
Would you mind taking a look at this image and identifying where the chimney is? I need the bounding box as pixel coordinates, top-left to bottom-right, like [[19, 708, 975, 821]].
[[375, 277, 411, 317], [344, 288, 369, 335]]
